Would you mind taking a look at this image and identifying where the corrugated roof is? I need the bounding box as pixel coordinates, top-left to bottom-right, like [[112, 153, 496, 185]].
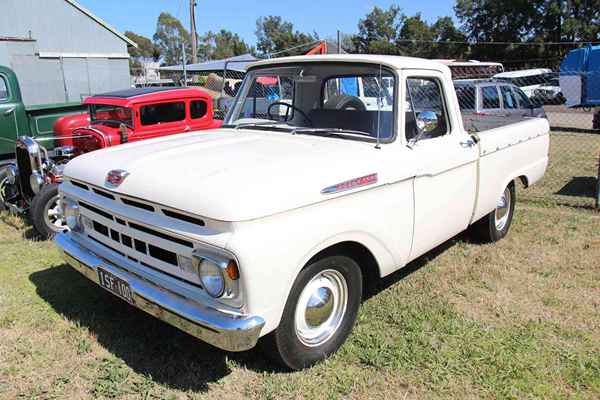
[[64, 0, 137, 48]]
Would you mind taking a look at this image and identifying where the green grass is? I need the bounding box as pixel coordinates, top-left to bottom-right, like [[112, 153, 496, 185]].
[[1, 200, 599, 399], [520, 132, 600, 208]]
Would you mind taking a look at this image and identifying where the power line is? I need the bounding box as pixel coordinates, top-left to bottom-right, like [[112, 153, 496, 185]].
[[394, 38, 599, 46]]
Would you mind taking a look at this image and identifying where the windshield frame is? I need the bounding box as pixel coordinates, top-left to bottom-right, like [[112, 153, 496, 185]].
[[224, 62, 400, 144], [89, 104, 134, 128]]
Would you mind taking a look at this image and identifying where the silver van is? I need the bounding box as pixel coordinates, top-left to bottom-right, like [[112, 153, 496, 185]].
[[454, 80, 546, 132]]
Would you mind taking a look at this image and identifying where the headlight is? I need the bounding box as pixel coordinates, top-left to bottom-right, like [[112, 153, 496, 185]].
[[193, 252, 241, 300], [198, 259, 225, 297], [60, 197, 81, 231]]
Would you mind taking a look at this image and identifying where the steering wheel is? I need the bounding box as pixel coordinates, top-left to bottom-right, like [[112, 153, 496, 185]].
[[267, 102, 313, 127]]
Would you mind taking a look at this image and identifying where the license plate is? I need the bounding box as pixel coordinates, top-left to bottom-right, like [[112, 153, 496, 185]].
[[97, 267, 134, 304]]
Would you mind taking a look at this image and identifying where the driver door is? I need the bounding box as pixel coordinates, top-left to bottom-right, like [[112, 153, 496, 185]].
[[404, 71, 479, 259]]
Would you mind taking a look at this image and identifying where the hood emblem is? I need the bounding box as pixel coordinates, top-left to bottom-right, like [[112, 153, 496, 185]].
[[106, 169, 129, 187], [321, 173, 378, 195]]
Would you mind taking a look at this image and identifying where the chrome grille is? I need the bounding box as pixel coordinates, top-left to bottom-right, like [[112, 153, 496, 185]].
[[15, 146, 34, 197], [69, 179, 205, 227], [77, 200, 202, 288]]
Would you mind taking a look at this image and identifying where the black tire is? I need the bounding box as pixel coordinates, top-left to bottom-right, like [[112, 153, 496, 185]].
[[261, 255, 362, 370], [31, 183, 64, 240], [470, 181, 516, 243], [0, 165, 10, 210], [325, 95, 367, 111]]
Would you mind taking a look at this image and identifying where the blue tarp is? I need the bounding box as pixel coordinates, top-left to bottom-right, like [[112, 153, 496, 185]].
[[560, 45, 600, 107]]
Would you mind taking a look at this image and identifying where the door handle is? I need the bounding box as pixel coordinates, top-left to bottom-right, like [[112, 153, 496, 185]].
[[460, 140, 476, 148], [4, 107, 15, 116]]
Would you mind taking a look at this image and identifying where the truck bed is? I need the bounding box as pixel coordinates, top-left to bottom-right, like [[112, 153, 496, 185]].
[[471, 117, 550, 223]]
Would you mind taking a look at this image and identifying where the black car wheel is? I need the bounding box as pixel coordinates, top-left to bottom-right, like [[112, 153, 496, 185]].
[[470, 181, 516, 242], [262, 255, 362, 370], [31, 183, 65, 239]]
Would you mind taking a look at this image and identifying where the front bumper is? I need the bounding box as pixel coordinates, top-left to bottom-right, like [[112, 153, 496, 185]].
[[54, 232, 265, 352]]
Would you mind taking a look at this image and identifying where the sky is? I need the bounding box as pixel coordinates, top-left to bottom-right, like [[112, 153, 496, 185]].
[[77, 0, 456, 46]]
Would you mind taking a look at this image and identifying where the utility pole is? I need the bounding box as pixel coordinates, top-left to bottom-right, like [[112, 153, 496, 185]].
[[190, 0, 198, 64], [182, 42, 187, 86]]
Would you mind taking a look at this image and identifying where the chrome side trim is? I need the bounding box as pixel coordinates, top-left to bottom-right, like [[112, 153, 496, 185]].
[[55, 232, 264, 352]]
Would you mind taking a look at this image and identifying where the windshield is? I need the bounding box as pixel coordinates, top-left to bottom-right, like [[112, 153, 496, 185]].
[[224, 63, 396, 141], [90, 104, 134, 128]]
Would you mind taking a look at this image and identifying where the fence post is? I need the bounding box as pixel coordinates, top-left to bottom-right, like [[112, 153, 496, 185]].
[[596, 151, 600, 210]]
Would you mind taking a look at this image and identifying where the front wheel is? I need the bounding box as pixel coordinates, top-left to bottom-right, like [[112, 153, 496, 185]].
[[0, 164, 18, 210], [31, 183, 65, 239], [470, 182, 516, 242], [261, 255, 362, 370]]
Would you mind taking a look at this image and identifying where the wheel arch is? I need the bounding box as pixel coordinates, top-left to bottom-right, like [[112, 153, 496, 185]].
[[295, 232, 396, 298]]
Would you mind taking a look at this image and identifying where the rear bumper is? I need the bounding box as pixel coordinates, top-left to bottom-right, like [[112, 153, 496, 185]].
[[54, 232, 265, 352]]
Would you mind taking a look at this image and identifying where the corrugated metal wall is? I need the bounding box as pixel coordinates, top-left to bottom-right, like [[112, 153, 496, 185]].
[[0, 0, 131, 106]]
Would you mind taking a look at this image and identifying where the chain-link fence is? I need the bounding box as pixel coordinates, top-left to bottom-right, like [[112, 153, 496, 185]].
[[462, 61, 600, 210]]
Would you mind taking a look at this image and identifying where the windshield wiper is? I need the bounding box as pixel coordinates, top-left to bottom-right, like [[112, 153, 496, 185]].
[[223, 121, 292, 130], [293, 128, 374, 139]]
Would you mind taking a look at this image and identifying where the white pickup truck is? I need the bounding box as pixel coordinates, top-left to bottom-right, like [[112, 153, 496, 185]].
[[54, 55, 549, 370]]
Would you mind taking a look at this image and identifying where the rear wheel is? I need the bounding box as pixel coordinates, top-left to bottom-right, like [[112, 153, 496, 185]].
[[31, 183, 64, 239], [262, 255, 362, 370], [470, 182, 516, 242]]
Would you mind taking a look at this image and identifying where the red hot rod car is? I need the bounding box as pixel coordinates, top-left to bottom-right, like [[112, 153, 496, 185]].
[[1, 87, 220, 238]]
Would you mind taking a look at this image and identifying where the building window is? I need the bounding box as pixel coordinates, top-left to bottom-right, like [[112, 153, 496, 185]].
[[140, 102, 185, 126], [190, 100, 208, 119]]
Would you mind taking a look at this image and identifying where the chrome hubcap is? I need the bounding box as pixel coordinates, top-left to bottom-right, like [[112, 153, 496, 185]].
[[495, 187, 511, 231], [295, 269, 348, 347], [44, 195, 65, 231]]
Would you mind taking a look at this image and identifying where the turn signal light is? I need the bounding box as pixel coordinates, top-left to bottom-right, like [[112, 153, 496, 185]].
[[225, 260, 240, 280]]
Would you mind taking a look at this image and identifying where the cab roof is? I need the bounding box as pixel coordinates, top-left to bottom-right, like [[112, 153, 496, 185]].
[[84, 87, 212, 107], [246, 54, 451, 74]]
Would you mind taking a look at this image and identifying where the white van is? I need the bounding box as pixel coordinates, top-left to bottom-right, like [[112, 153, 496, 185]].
[[493, 69, 554, 98]]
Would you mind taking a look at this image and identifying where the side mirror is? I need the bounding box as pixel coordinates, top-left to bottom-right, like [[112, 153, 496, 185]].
[[408, 111, 439, 148], [416, 111, 439, 134]]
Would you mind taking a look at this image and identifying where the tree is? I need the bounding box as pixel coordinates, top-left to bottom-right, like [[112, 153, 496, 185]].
[[453, 0, 600, 62], [397, 14, 435, 57], [124, 31, 160, 75], [199, 29, 254, 60], [255, 16, 318, 56], [352, 5, 403, 55], [124, 31, 161, 60], [430, 16, 469, 59], [153, 12, 191, 66]]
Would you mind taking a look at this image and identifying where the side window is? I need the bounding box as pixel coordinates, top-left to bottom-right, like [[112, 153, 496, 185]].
[[500, 86, 517, 109], [514, 88, 531, 109], [362, 77, 381, 97], [0, 76, 8, 101], [140, 102, 185, 126], [455, 86, 476, 110], [190, 100, 207, 119], [405, 77, 450, 140], [481, 86, 500, 109]]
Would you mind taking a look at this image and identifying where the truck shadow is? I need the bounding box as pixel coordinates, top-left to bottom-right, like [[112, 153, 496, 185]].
[[28, 265, 280, 392], [29, 235, 466, 387], [365, 235, 461, 301], [555, 176, 598, 199]]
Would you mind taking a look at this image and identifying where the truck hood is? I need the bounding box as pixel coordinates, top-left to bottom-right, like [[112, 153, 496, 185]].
[[63, 129, 387, 221]]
